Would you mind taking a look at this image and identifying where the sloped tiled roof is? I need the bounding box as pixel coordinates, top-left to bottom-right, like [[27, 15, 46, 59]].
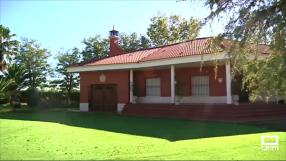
[[86, 48, 160, 66], [72, 37, 269, 67]]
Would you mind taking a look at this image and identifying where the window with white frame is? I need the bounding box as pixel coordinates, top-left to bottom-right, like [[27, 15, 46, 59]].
[[146, 78, 161, 96], [191, 76, 210, 96]]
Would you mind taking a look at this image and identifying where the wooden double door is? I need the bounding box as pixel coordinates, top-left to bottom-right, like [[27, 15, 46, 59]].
[[89, 84, 117, 112]]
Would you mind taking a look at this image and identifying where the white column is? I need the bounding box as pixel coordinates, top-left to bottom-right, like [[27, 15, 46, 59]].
[[226, 62, 232, 104], [129, 69, 133, 103], [171, 65, 175, 104]]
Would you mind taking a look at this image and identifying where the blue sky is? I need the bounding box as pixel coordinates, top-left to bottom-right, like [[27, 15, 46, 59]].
[[1, 0, 225, 65]]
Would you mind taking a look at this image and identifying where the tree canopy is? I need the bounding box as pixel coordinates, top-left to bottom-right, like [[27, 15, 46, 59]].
[[119, 33, 152, 52], [0, 25, 19, 71], [204, 0, 286, 101], [52, 48, 80, 104], [15, 39, 50, 89], [147, 14, 201, 46], [81, 33, 152, 60], [81, 35, 109, 61]]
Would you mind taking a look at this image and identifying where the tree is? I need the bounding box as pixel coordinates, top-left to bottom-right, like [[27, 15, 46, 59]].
[[15, 39, 50, 89], [3, 63, 27, 90], [0, 77, 13, 102], [119, 33, 141, 52], [203, 0, 286, 101], [0, 63, 26, 105], [140, 35, 152, 49], [81, 35, 109, 61], [0, 25, 19, 71], [147, 14, 201, 46], [53, 48, 80, 105], [2, 63, 28, 104], [119, 33, 152, 52], [81, 33, 152, 60]]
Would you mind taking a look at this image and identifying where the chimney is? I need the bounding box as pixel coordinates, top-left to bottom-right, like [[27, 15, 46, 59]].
[[109, 26, 124, 57]]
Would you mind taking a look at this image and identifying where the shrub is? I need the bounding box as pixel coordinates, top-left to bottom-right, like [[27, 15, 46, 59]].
[[20, 90, 79, 108]]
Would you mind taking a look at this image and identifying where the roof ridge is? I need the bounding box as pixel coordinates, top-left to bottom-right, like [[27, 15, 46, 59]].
[[126, 36, 214, 54], [138, 37, 215, 62]]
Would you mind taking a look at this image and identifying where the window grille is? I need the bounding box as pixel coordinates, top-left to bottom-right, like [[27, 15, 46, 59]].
[[191, 76, 210, 96], [146, 78, 161, 96]]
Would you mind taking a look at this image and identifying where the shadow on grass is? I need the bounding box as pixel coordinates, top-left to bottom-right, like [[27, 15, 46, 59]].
[[0, 110, 284, 141]]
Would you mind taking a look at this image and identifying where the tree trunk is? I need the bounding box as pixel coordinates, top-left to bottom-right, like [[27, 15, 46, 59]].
[[67, 94, 71, 105], [67, 75, 73, 105], [67, 86, 71, 105], [0, 38, 3, 71]]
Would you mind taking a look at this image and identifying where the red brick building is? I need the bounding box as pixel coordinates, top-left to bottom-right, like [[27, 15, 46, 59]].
[[67, 29, 268, 112]]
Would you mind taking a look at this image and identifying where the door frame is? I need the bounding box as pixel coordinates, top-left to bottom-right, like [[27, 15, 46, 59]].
[[88, 84, 118, 112]]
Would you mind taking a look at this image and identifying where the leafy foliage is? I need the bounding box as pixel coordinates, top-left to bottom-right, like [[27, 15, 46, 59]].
[[147, 14, 201, 46], [15, 39, 50, 89], [81, 35, 109, 61], [3, 63, 27, 91], [204, 0, 286, 101], [119, 33, 152, 52], [0, 25, 19, 70], [81, 33, 152, 60], [140, 35, 152, 49], [2, 63, 28, 105], [52, 48, 80, 104], [205, 0, 285, 47], [0, 77, 13, 102], [119, 33, 141, 52], [242, 54, 286, 101]]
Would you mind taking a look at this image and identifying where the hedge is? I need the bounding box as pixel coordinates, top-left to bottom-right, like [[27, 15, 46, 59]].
[[19, 90, 80, 107]]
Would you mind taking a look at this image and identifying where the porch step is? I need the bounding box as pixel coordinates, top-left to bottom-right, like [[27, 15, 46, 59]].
[[121, 103, 286, 121]]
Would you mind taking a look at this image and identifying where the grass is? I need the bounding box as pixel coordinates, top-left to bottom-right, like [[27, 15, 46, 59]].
[[0, 107, 285, 160]]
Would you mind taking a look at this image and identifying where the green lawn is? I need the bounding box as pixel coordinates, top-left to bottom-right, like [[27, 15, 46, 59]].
[[0, 109, 285, 160]]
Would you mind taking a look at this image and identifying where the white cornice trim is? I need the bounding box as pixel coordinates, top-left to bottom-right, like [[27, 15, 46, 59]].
[[67, 52, 228, 72]]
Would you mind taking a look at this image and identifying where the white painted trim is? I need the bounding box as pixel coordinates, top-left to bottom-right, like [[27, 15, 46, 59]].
[[67, 52, 228, 72], [171, 65, 175, 103], [129, 69, 133, 103], [80, 103, 125, 113], [137, 96, 171, 104], [117, 103, 126, 113], [226, 62, 232, 104], [180, 96, 227, 104], [80, 103, 89, 111]]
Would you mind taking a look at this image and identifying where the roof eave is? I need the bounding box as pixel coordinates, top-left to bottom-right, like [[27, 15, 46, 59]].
[[67, 52, 229, 73]]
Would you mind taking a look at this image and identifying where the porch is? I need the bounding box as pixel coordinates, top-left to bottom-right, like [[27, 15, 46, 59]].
[[122, 103, 286, 122], [129, 61, 232, 105]]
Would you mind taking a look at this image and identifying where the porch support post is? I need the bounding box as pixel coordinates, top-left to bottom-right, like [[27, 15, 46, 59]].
[[129, 69, 133, 103], [226, 61, 232, 104], [171, 65, 175, 104]]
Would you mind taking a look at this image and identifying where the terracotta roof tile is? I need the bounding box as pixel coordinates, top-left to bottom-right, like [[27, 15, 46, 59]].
[[140, 38, 215, 62], [75, 37, 269, 67], [85, 48, 159, 66]]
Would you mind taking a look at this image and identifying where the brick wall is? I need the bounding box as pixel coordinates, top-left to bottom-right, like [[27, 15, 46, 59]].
[[80, 71, 129, 103], [133, 65, 226, 97]]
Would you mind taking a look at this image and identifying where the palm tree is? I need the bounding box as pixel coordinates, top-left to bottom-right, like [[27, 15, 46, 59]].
[[0, 77, 13, 102], [2, 63, 27, 105], [0, 25, 19, 71]]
